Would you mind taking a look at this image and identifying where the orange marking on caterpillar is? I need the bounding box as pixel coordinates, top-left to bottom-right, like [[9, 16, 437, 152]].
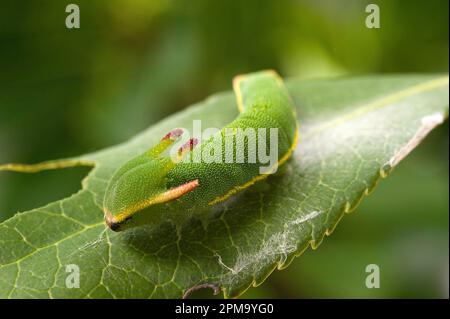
[[162, 128, 184, 141], [178, 138, 199, 156]]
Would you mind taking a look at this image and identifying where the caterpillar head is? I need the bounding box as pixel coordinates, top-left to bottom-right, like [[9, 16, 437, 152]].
[[103, 129, 199, 232]]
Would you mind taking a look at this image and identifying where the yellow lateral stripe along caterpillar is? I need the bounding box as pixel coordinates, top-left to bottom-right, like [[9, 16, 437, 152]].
[[104, 70, 299, 231]]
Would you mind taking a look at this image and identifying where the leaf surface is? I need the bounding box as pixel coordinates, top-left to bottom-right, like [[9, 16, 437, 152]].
[[0, 75, 448, 298]]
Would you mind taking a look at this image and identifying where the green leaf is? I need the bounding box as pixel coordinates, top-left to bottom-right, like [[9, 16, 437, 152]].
[[0, 75, 448, 299]]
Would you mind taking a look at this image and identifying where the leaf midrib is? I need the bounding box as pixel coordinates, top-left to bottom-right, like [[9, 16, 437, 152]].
[[304, 76, 449, 138]]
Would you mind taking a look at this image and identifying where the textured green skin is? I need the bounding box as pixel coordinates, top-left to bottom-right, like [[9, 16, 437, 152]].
[[103, 70, 298, 230]]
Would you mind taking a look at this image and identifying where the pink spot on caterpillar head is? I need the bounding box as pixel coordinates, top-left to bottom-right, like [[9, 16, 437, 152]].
[[178, 138, 199, 155], [162, 128, 184, 141]]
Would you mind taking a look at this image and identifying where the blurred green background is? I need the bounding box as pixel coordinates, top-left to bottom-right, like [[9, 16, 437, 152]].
[[0, 0, 448, 298]]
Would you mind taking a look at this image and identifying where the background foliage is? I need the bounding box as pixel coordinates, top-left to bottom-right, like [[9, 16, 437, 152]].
[[0, 0, 448, 298]]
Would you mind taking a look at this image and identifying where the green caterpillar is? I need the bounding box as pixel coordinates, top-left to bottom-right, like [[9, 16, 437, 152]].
[[104, 70, 299, 231]]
